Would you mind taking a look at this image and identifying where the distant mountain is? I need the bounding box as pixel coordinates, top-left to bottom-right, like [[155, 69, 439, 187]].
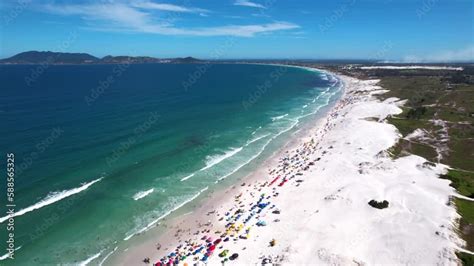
[[0, 51, 99, 64], [99, 55, 203, 64], [172, 56, 202, 63], [100, 55, 168, 64], [0, 51, 203, 64]]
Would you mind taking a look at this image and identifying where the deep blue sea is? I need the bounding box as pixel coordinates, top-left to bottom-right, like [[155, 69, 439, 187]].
[[0, 63, 341, 264]]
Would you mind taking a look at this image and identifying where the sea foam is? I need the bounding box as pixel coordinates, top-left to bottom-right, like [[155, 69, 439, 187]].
[[0, 177, 103, 223], [245, 134, 271, 146], [271, 114, 289, 121], [181, 147, 243, 182], [202, 147, 243, 171], [124, 186, 209, 241], [77, 250, 103, 266], [132, 189, 154, 200]]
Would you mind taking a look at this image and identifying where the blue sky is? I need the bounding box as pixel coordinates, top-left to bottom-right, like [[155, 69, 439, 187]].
[[1, 0, 473, 61]]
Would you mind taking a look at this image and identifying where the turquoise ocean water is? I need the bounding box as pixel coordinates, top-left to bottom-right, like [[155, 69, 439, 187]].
[[0, 63, 341, 264]]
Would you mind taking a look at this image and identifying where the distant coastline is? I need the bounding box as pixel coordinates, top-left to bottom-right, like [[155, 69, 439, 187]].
[[2, 51, 473, 66], [0, 51, 203, 65]]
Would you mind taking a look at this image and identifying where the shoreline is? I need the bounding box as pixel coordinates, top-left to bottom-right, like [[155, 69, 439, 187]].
[[104, 66, 342, 265], [117, 64, 341, 239], [110, 71, 462, 265]]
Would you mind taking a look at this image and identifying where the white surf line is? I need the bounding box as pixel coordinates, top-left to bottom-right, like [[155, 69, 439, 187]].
[[0, 246, 21, 261], [296, 85, 343, 121], [98, 247, 118, 266], [251, 126, 262, 135], [0, 177, 104, 224], [182, 133, 272, 182], [216, 120, 299, 183], [181, 148, 243, 182], [180, 173, 196, 181], [201, 148, 242, 171], [312, 87, 332, 103], [245, 133, 271, 146], [132, 188, 154, 200], [271, 113, 288, 121], [123, 187, 209, 241], [77, 250, 103, 266]]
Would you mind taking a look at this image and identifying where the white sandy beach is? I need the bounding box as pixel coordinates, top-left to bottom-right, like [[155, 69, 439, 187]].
[[359, 66, 464, 71], [110, 73, 464, 266]]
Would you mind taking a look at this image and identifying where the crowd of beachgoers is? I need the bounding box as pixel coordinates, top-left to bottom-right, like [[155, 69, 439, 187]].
[[117, 74, 461, 266], [139, 78, 351, 266], [145, 128, 325, 265]]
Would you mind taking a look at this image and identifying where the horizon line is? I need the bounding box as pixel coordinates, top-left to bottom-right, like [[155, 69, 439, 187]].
[[2, 50, 474, 64]]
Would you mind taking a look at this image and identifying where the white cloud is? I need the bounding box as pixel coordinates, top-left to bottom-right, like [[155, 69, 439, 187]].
[[234, 0, 266, 9], [403, 46, 474, 63], [131, 1, 209, 13], [45, 3, 157, 29], [43, 2, 298, 37], [155, 22, 299, 37]]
